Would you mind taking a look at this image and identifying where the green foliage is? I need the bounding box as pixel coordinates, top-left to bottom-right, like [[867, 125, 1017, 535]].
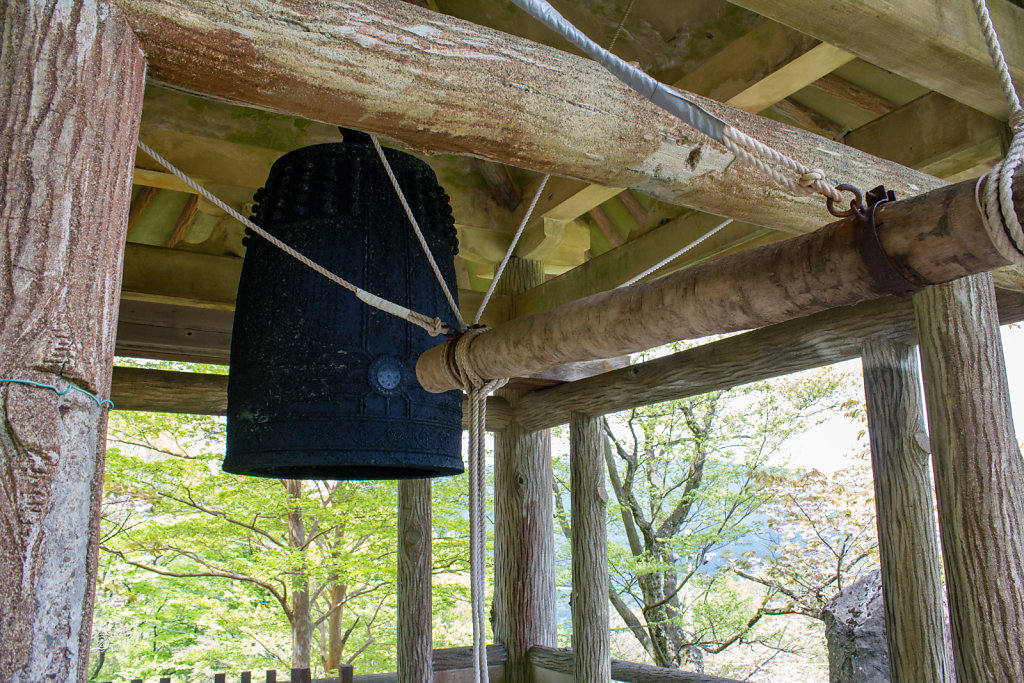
[[93, 405, 471, 682], [553, 358, 864, 674]]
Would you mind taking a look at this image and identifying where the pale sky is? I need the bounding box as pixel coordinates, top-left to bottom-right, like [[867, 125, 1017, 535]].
[[783, 323, 1023, 472]]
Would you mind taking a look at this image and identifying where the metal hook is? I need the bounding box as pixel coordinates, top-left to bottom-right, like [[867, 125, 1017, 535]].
[[826, 184, 865, 218]]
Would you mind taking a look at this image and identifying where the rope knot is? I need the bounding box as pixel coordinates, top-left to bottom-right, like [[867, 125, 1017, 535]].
[[798, 168, 827, 187], [427, 317, 445, 337]]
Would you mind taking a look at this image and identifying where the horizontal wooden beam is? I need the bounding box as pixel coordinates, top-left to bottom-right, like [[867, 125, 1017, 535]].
[[844, 92, 1007, 180], [120, 243, 510, 323], [418, 175, 1024, 393], [727, 0, 1024, 119], [110, 366, 229, 414], [527, 645, 744, 683], [109, 366, 513, 431], [116, 300, 233, 364], [114, 0, 939, 234], [349, 645, 506, 683], [725, 42, 854, 114], [673, 21, 821, 106], [517, 214, 781, 316], [513, 288, 1024, 432]]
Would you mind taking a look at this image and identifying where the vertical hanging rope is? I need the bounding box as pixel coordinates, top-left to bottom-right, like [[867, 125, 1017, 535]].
[[970, 0, 1024, 256], [473, 174, 550, 326], [370, 135, 468, 330], [454, 329, 508, 683]]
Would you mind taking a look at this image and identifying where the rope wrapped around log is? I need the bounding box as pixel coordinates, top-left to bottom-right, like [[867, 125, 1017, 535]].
[[417, 174, 1024, 393]]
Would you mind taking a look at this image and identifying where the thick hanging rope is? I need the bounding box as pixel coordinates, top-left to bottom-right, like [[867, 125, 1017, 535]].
[[370, 135, 468, 330], [135, 141, 448, 337], [506, 0, 845, 205], [452, 329, 508, 683], [971, 0, 1024, 256]]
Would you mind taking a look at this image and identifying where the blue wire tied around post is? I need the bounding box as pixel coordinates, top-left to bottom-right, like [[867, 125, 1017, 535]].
[[0, 378, 115, 409]]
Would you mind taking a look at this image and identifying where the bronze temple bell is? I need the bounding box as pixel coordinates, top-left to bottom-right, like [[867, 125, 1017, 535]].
[[223, 131, 463, 480]]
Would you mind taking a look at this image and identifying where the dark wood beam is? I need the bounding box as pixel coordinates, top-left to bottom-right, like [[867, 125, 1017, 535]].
[[512, 288, 1024, 432], [728, 0, 1024, 119], [109, 366, 513, 431]]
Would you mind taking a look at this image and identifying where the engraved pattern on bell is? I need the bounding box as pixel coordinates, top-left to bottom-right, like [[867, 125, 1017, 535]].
[[224, 134, 463, 480]]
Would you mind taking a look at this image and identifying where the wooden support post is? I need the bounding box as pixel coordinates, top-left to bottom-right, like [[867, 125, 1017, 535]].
[[914, 272, 1024, 680], [569, 413, 610, 682], [493, 258, 556, 683], [0, 2, 145, 682], [860, 339, 952, 682], [419, 175, 1024, 393], [397, 479, 433, 683]]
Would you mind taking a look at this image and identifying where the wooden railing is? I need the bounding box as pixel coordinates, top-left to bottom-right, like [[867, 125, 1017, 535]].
[[351, 645, 506, 682], [527, 645, 746, 683], [105, 665, 353, 683]]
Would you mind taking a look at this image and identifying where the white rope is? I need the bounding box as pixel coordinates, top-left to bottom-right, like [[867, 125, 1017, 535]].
[[136, 141, 447, 336], [971, 0, 1024, 257], [473, 174, 550, 325], [370, 135, 468, 330], [607, 0, 636, 53], [618, 218, 733, 288], [721, 127, 843, 202], [452, 329, 507, 683]]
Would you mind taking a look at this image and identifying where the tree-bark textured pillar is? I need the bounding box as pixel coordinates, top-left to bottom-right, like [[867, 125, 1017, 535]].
[[569, 412, 610, 682], [0, 2, 145, 681], [861, 338, 952, 682], [493, 257, 556, 683], [914, 272, 1024, 680], [398, 479, 433, 683]]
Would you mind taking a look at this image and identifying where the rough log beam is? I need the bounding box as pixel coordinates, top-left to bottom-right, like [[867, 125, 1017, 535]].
[[417, 175, 1024, 393], [727, 0, 1024, 120], [861, 339, 953, 681], [512, 288, 1024, 432], [914, 273, 1024, 679], [0, 2, 145, 681], [112, 0, 937, 234]]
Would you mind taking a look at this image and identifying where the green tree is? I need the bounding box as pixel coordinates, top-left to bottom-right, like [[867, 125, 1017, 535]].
[[97, 409, 401, 680], [554, 367, 853, 673]]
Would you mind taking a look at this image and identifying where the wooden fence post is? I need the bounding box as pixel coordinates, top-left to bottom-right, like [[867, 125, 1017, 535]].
[[493, 258, 557, 682], [398, 479, 433, 682], [861, 338, 952, 681], [0, 2, 145, 682], [569, 412, 611, 681], [914, 273, 1024, 679]]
